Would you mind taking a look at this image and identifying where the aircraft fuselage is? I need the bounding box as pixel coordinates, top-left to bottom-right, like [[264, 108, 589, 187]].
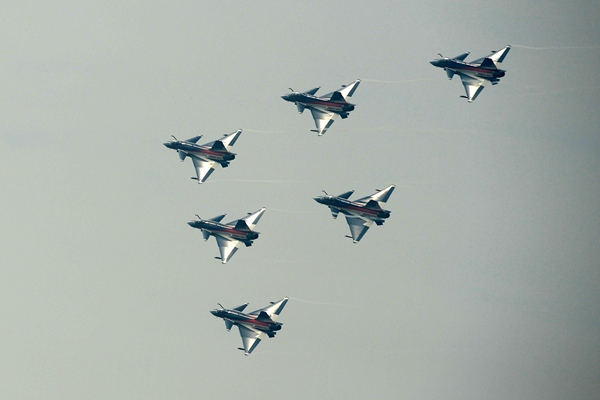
[[188, 220, 259, 242], [430, 59, 506, 80], [211, 309, 282, 333], [164, 141, 236, 163], [315, 196, 391, 220], [282, 93, 355, 114]]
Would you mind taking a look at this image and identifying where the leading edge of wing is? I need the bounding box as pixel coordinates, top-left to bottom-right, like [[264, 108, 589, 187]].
[[237, 325, 264, 355], [241, 207, 266, 230], [191, 156, 216, 183], [355, 185, 395, 204], [309, 108, 336, 136], [322, 79, 361, 99], [215, 235, 240, 264], [248, 297, 289, 321], [344, 215, 373, 243], [457, 72, 487, 102]]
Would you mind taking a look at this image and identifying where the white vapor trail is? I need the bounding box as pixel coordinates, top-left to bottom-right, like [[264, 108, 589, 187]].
[[205, 179, 309, 184], [289, 297, 347, 306], [512, 44, 600, 50], [362, 78, 433, 84], [270, 208, 321, 214], [244, 129, 294, 134]]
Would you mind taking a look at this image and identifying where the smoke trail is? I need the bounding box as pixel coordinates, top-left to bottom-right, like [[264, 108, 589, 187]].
[[204, 179, 309, 184], [362, 78, 433, 84], [244, 129, 294, 134], [289, 297, 347, 306], [518, 86, 600, 96], [512, 44, 600, 50], [269, 208, 321, 214]]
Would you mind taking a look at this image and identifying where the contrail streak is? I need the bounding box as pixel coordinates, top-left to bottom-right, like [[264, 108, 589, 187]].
[[205, 179, 309, 184], [517, 86, 600, 96], [289, 297, 347, 306], [512, 44, 600, 50], [270, 208, 321, 214], [362, 78, 433, 84], [244, 129, 294, 134]]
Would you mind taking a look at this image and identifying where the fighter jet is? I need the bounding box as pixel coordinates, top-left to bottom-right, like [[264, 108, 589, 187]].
[[163, 129, 242, 183], [188, 207, 266, 263], [314, 185, 395, 243], [281, 79, 360, 136], [430, 45, 511, 102], [211, 297, 288, 355]]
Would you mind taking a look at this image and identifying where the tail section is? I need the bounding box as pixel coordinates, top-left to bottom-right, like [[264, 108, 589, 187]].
[[233, 219, 251, 232]]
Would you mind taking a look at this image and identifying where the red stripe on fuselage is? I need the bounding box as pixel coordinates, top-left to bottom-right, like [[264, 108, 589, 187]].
[[457, 65, 497, 77], [340, 204, 379, 215], [303, 99, 346, 110]]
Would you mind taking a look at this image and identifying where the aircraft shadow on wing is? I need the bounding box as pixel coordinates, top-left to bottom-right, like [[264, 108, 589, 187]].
[[188, 207, 266, 264], [430, 45, 511, 102], [281, 80, 360, 136], [314, 184, 395, 243], [211, 297, 288, 355], [164, 129, 242, 183]]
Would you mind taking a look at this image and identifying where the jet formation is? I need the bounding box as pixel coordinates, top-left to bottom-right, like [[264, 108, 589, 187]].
[[314, 184, 395, 243], [165, 44, 511, 355], [164, 129, 242, 183], [211, 297, 288, 355], [281, 79, 361, 136], [188, 208, 266, 264], [430, 45, 511, 102]]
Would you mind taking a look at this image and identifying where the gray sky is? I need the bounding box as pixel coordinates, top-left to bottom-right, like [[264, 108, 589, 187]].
[[1, 1, 599, 399]]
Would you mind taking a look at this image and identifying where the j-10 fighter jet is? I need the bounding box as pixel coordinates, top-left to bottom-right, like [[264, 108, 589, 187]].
[[163, 129, 242, 183], [430, 45, 511, 102], [211, 297, 288, 355], [314, 184, 395, 243], [281, 79, 360, 136], [188, 207, 266, 264]]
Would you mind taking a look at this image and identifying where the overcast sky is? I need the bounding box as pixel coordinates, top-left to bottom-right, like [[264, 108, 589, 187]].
[[1, 1, 599, 399]]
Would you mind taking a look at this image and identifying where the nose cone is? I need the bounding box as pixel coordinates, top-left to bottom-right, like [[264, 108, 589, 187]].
[[281, 94, 290, 101], [163, 141, 175, 149], [314, 196, 324, 204], [187, 221, 198, 228], [210, 310, 217, 316], [430, 60, 438, 67]]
